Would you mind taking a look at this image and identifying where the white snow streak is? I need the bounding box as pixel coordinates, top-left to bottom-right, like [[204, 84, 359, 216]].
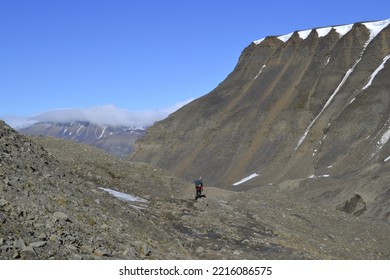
[[362, 54, 390, 90], [98, 127, 106, 139], [384, 155, 390, 162], [308, 174, 330, 179], [233, 173, 259, 186], [75, 125, 83, 135], [254, 64, 266, 79], [325, 56, 331, 65]]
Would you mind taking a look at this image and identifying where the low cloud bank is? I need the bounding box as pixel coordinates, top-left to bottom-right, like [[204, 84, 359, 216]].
[[2, 99, 194, 130]]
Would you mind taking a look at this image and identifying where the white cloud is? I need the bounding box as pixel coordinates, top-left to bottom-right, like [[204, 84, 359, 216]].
[[1, 99, 194, 130], [1, 116, 39, 130]]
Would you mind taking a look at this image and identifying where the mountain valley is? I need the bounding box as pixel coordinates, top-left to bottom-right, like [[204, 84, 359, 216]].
[[3, 19, 390, 260]]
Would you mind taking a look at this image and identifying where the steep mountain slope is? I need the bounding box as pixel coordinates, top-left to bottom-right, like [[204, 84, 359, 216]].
[[21, 121, 145, 157], [0, 120, 189, 259], [131, 19, 390, 222], [3, 120, 390, 259]]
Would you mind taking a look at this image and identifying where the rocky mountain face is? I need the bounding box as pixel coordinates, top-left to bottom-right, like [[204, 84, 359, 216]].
[[21, 121, 145, 157], [131, 20, 390, 223], [2, 120, 390, 260], [0, 120, 174, 259]]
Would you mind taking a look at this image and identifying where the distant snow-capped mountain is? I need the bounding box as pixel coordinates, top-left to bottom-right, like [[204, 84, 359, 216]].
[[20, 121, 145, 157]]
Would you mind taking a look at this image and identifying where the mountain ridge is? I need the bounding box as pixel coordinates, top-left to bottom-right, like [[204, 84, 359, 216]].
[[254, 18, 390, 44], [20, 121, 145, 157]]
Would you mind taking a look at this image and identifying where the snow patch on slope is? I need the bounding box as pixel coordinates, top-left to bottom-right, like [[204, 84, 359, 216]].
[[233, 173, 259, 186], [254, 65, 266, 79], [363, 19, 390, 40], [373, 119, 390, 158], [317, 27, 333, 38], [298, 29, 311, 40], [277, 32, 294, 43], [100, 187, 148, 209], [379, 130, 390, 148], [333, 24, 354, 37], [362, 54, 390, 90], [98, 127, 106, 139], [253, 38, 265, 45]]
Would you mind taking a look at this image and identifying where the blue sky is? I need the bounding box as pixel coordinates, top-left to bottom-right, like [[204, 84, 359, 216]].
[[1, 0, 389, 127]]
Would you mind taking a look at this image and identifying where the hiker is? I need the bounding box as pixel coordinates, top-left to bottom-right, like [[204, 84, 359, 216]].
[[194, 177, 205, 201]]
